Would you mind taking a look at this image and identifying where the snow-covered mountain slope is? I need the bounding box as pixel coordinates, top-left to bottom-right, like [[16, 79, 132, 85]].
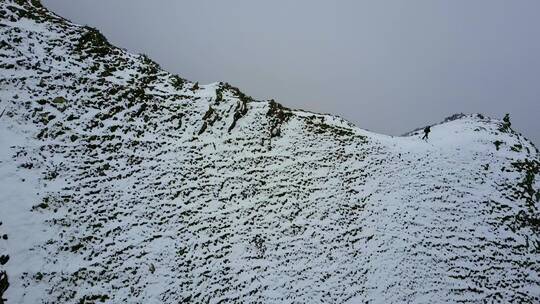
[[1, 1, 539, 303]]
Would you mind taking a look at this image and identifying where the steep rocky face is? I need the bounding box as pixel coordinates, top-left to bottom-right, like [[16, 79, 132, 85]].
[[1, 1, 539, 303]]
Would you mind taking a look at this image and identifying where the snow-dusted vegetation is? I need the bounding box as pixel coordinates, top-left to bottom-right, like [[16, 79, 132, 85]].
[[0, 1, 539, 303]]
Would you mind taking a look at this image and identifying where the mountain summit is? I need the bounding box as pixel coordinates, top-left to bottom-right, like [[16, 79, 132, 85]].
[[1, 1, 539, 303]]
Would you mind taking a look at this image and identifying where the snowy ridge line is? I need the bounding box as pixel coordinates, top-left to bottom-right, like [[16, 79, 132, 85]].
[[1, 1, 539, 303]]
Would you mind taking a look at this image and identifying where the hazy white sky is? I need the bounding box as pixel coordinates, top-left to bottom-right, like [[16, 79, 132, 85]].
[[43, 0, 540, 144]]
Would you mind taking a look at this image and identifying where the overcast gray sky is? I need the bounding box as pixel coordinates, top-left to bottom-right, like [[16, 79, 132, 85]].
[[43, 0, 540, 144]]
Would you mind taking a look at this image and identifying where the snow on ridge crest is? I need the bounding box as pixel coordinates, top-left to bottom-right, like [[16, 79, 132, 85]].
[[0, 1, 539, 303]]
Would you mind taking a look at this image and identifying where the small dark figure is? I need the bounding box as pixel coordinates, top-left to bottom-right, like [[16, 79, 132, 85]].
[[422, 126, 431, 141], [0, 271, 8, 304]]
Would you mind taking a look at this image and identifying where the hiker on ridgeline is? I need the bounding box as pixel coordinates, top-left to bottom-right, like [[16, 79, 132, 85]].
[[0, 271, 8, 304], [422, 126, 431, 141]]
